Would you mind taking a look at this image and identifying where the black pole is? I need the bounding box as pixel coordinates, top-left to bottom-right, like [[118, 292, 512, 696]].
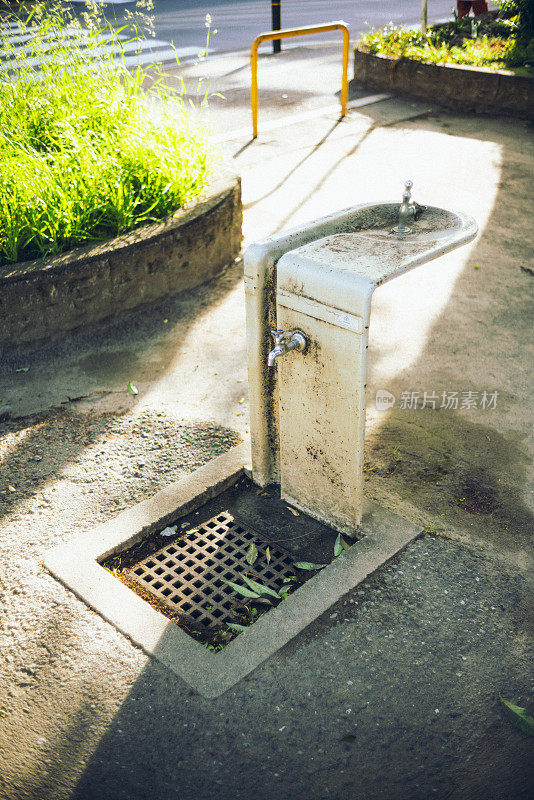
[[271, 0, 281, 53]]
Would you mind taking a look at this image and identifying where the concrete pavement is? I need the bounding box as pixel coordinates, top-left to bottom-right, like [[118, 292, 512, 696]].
[[0, 45, 533, 800]]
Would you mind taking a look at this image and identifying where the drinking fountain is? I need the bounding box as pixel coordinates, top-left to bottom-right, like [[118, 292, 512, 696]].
[[245, 180, 477, 534]]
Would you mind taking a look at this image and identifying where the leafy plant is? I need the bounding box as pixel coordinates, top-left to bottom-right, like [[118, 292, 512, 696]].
[[206, 643, 224, 652], [0, 2, 217, 266], [227, 622, 248, 633], [220, 558, 300, 642], [221, 527, 354, 644], [498, 0, 534, 47], [223, 579, 262, 600], [334, 533, 353, 556], [246, 542, 258, 565], [224, 574, 284, 601], [357, 10, 533, 71], [241, 574, 280, 599], [333, 534, 344, 557], [499, 696, 534, 736]]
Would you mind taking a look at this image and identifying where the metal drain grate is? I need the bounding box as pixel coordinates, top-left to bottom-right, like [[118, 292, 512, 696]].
[[125, 511, 295, 628]]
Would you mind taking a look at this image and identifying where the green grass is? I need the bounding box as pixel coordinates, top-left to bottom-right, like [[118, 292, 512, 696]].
[[0, 2, 217, 266]]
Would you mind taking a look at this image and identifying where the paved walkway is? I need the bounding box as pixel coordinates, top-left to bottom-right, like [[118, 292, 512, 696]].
[[0, 46, 533, 800]]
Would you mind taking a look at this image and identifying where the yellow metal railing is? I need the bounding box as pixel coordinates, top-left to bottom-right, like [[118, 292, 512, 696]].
[[250, 21, 350, 139]]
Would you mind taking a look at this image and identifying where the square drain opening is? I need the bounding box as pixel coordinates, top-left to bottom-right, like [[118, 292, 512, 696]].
[[46, 445, 420, 696], [106, 506, 312, 648]]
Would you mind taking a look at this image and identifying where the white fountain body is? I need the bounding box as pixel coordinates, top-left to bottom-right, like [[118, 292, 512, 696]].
[[244, 200, 477, 535]]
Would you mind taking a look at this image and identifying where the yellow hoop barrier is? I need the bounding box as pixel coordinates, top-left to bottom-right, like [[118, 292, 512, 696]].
[[250, 21, 350, 139]]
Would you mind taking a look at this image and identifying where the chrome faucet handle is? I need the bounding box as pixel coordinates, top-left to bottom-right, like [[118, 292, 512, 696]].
[[267, 329, 308, 367], [271, 329, 295, 344], [402, 179, 413, 202]]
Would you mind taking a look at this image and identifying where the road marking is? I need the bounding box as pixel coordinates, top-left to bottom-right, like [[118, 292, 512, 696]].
[[0, 21, 202, 74]]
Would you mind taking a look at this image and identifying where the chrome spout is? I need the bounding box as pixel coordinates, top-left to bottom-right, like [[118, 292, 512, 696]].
[[267, 345, 284, 367], [397, 179, 414, 232], [267, 329, 307, 367], [393, 179, 426, 234]]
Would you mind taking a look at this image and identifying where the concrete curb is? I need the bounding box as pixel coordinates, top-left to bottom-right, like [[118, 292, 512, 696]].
[[45, 442, 422, 698], [353, 49, 534, 120], [0, 170, 242, 353]]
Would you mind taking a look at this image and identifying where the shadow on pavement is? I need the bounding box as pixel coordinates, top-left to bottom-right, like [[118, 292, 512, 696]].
[[62, 114, 534, 800]]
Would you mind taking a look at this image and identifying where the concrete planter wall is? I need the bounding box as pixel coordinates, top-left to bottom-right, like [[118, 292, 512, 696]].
[[0, 170, 242, 352], [353, 49, 534, 120]]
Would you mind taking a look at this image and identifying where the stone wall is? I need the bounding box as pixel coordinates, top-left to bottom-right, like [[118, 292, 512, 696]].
[[0, 172, 242, 352], [353, 50, 534, 120]]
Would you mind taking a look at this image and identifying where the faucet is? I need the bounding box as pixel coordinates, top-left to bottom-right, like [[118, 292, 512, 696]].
[[393, 179, 426, 234], [267, 329, 307, 367]]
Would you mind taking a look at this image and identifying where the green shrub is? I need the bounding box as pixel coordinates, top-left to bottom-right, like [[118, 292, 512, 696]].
[[498, 0, 534, 65], [0, 3, 217, 266], [359, 3, 534, 71], [359, 22, 508, 68], [498, 0, 534, 41]]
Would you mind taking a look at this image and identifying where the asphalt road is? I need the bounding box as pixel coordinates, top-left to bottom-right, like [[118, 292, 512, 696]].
[[76, 0, 498, 62], [152, 0, 458, 53]]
